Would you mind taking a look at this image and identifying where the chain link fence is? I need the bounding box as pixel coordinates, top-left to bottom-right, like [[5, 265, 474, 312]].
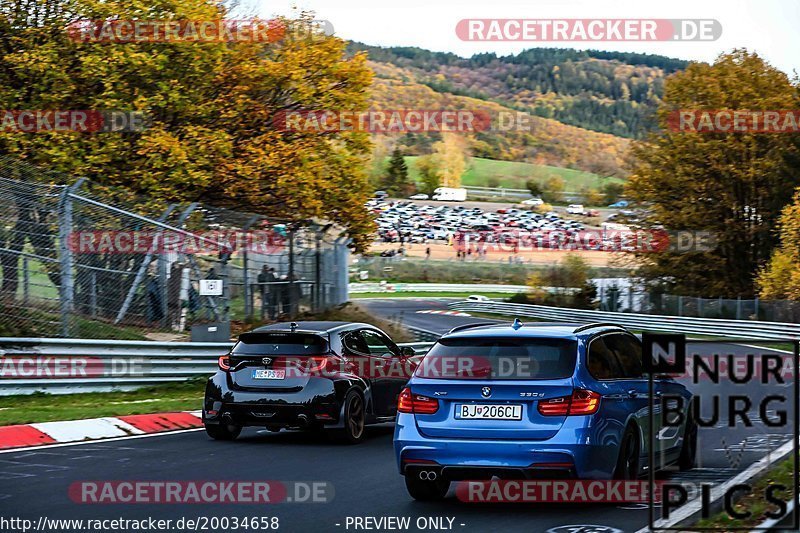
[[596, 281, 800, 322], [0, 159, 349, 339]]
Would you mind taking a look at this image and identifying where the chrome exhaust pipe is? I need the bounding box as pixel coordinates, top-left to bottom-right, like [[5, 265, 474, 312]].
[[297, 414, 310, 428], [418, 470, 437, 480]]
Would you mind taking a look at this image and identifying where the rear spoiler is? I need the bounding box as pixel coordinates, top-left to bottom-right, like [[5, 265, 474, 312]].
[[238, 330, 329, 344]]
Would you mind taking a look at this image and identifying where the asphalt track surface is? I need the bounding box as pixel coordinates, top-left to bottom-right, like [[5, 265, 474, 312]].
[[0, 298, 796, 533]]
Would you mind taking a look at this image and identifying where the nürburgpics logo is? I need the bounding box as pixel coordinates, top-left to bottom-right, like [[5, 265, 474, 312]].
[[456, 19, 721, 41], [643, 334, 799, 530]]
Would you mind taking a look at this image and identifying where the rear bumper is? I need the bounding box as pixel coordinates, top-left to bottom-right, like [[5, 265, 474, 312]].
[[202, 372, 351, 429], [393, 413, 619, 479]]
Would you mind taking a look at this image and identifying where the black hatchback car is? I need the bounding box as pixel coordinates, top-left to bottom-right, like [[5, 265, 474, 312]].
[[203, 321, 415, 443]]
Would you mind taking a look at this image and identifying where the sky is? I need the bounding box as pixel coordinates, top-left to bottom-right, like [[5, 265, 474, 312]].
[[243, 0, 800, 76]]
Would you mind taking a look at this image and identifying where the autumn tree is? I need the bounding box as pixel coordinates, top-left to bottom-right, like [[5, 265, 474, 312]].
[[526, 179, 543, 197], [382, 148, 412, 196], [602, 182, 625, 205], [0, 0, 375, 249], [757, 190, 800, 299], [415, 155, 441, 195], [580, 187, 604, 207], [432, 133, 469, 187], [368, 138, 394, 187], [541, 176, 565, 203], [627, 50, 800, 296]]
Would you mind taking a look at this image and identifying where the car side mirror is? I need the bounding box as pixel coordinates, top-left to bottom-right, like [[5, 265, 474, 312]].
[[401, 346, 416, 357]]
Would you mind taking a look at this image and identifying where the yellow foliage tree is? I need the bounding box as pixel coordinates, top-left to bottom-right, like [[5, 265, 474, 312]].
[[431, 133, 469, 188], [0, 2, 376, 249], [757, 191, 800, 300]]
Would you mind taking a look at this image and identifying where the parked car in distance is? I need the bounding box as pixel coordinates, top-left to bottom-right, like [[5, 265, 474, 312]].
[[374, 190, 388, 200], [608, 200, 629, 208], [466, 295, 490, 302], [394, 321, 696, 500], [566, 204, 585, 215], [204, 321, 415, 444], [521, 197, 544, 206], [409, 193, 429, 200]]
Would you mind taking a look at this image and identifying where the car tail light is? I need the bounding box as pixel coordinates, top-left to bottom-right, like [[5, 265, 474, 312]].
[[218, 355, 231, 371], [397, 387, 439, 414], [306, 355, 332, 374], [538, 389, 601, 416]]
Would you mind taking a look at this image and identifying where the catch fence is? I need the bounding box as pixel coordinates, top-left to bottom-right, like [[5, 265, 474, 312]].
[[0, 159, 349, 339]]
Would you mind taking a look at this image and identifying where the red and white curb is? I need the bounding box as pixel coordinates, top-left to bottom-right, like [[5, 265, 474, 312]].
[[0, 410, 202, 450], [416, 310, 471, 316]]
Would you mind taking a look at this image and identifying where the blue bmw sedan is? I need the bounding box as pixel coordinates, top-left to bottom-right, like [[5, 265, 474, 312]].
[[394, 321, 696, 500]]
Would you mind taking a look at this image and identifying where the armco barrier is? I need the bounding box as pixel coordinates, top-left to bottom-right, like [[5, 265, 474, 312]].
[[0, 338, 435, 396], [449, 301, 800, 340], [349, 283, 528, 294]]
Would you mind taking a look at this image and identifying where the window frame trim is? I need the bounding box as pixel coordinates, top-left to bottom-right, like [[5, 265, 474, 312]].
[[585, 331, 644, 381]]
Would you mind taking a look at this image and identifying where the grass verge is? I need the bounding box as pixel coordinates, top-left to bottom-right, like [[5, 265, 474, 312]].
[[694, 457, 796, 529], [350, 292, 513, 300], [0, 379, 206, 426]]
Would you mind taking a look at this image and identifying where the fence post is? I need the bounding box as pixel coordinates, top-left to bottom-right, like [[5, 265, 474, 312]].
[[22, 256, 29, 305], [754, 297, 759, 320], [158, 247, 168, 329], [288, 226, 296, 318], [114, 204, 178, 324], [736, 296, 742, 320], [677, 295, 683, 317], [241, 216, 258, 322], [90, 270, 97, 319], [57, 180, 84, 337]]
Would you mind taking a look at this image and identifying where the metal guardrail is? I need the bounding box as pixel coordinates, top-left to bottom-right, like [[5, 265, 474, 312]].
[[449, 301, 800, 340], [349, 283, 527, 294], [463, 185, 583, 201], [0, 338, 436, 396]]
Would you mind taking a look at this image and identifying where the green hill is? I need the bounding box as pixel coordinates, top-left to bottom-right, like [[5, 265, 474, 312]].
[[397, 156, 623, 191]]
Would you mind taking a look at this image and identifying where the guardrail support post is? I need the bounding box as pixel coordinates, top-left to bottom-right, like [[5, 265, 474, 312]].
[[58, 179, 85, 337], [241, 216, 259, 322]]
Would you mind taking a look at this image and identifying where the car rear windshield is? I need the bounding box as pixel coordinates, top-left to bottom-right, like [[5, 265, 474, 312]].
[[232, 333, 328, 355], [417, 337, 577, 380]]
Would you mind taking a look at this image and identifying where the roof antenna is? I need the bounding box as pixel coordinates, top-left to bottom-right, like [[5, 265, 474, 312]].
[[512, 318, 523, 330], [290, 322, 298, 332]]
